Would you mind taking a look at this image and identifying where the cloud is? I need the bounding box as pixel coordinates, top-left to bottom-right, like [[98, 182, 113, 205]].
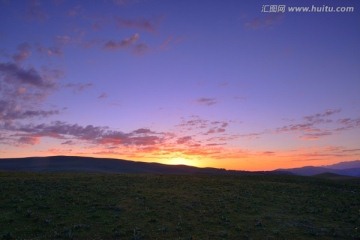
[[36, 45, 63, 57], [14, 121, 106, 141], [245, 13, 283, 29], [275, 109, 342, 140], [236, 109, 358, 143], [342, 148, 360, 153], [196, 97, 217, 106], [18, 136, 40, 145], [300, 131, 333, 140], [177, 136, 192, 144], [112, 0, 131, 6], [276, 122, 331, 141], [336, 117, 360, 131], [4, 121, 166, 147], [65, 83, 93, 92], [130, 128, 156, 135], [176, 116, 231, 145], [61, 140, 75, 145], [67, 5, 82, 17], [176, 116, 209, 130], [13, 43, 31, 63], [56, 35, 72, 45], [26, 0, 48, 21], [2, 113, 235, 155], [103, 33, 140, 50], [0, 100, 59, 121], [0, 62, 54, 88], [132, 43, 149, 55], [116, 17, 158, 33], [206, 127, 226, 135], [276, 123, 314, 133], [303, 109, 341, 123], [98, 92, 108, 99], [239, 132, 264, 140], [0, 60, 61, 124], [159, 35, 183, 50]]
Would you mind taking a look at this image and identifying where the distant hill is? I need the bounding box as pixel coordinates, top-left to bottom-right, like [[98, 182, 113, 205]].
[[1, 156, 359, 177], [0, 156, 249, 175], [275, 160, 360, 177], [322, 160, 360, 169]]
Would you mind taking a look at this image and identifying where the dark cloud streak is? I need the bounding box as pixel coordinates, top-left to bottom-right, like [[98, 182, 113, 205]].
[[0, 62, 54, 88], [196, 98, 217, 106]]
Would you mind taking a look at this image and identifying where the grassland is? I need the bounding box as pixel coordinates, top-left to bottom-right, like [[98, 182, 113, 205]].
[[0, 172, 359, 239]]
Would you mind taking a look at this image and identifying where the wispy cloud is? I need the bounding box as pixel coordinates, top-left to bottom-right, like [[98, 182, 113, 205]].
[[65, 83, 93, 93], [175, 116, 232, 145], [196, 97, 217, 106], [36, 45, 63, 57], [66, 5, 82, 17], [176, 136, 192, 144], [18, 136, 40, 145], [159, 35, 183, 50], [299, 131, 333, 141], [0, 100, 59, 121], [55, 35, 73, 45], [116, 17, 159, 33], [275, 109, 342, 140], [245, 13, 284, 29], [26, 0, 48, 21], [12, 43, 31, 63], [132, 43, 149, 55], [303, 108, 341, 123], [237, 109, 359, 142], [336, 118, 360, 131], [98, 92, 108, 99], [112, 0, 132, 6], [103, 33, 140, 50]]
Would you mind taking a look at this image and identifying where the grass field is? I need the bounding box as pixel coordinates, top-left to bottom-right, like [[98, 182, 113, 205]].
[[0, 172, 359, 239]]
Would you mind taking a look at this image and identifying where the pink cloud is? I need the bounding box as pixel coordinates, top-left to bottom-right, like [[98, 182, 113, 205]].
[[104, 33, 139, 50], [18, 136, 40, 145], [177, 136, 192, 144]]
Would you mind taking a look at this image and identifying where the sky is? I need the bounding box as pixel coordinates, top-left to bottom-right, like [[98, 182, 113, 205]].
[[0, 0, 359, 171]]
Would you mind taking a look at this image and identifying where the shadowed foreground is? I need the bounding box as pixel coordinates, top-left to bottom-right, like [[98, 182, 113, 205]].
[[0, 173, 359, 239]]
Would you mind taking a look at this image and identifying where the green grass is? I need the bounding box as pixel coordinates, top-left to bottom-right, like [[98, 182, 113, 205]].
[[0, 173, 359, 239]]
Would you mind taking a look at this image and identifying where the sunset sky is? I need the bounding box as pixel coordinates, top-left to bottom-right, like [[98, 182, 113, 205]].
[[0, 0, 359, 171]]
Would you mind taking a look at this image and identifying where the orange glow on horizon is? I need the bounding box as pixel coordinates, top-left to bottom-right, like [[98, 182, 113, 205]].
[[3, 144, 359, 172]]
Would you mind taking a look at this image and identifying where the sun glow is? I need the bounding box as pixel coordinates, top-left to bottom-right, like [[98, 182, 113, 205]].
[[168, 157, 195, 166]]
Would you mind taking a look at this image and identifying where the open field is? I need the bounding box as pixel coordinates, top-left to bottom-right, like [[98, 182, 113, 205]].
[[0, 173, 359, 239]]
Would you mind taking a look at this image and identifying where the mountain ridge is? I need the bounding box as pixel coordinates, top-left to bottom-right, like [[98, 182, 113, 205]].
[[0, 156, 359, 177], [0, 156, 244, 175], [275, 160, 360, 177]]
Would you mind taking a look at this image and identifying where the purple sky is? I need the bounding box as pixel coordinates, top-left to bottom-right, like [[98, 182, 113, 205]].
[[0, 0, 359, 170]]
